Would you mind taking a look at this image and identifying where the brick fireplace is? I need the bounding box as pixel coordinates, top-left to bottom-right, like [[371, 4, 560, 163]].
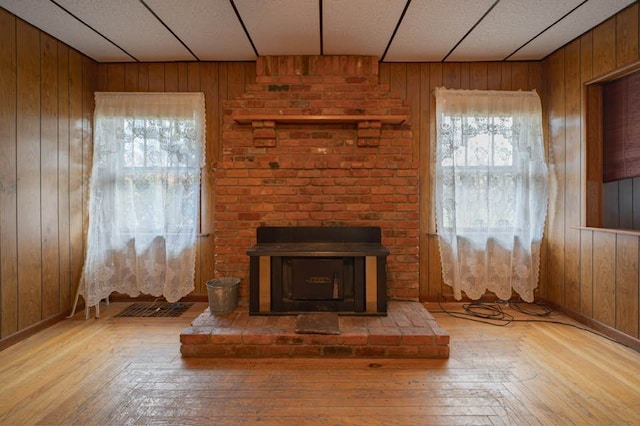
[[214, 55, 419, 302]]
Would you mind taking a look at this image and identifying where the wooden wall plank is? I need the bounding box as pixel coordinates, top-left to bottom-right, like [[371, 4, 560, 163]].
[[187, 62, 200, 92], [442, 63, 460, 88], [164, 63, 178, 92], [592, 17, 617, 78], [40, 33, 60, 318], [511, 62, 529, 90], [585, 84, 603, 227], [148, 63, 165, 92], [615, 234, 639, 338], [217, 63, 229, 170], [418, 63, 431, 301], [82, 58, 96, 271], [0, 8, 19, 338], [546, 50, 566, 305], [68, 50, 84, 297], [198, 62, 219, 294], [390, 64, 408, 98], [407, 63, 421, 161], [178, 63, 188, 91], [138, 63, 149, 91], [579, 230, 593, 317], [227, 62, 246, 103], [459, 63, 470, 89], [581, 31, 594, 83], [564, 39, 581, 311], [470, 62, 488, 89], [580, 31, 594, 229], [57, 42, 71, 310], [106, 64, 124, 92], [501, 63, 512, 90], [428, 63, 444, 296], [16, 21, 43, 329], [124, 63, 138, 92], [186, 63, 202, 292], [487, 62, 502, 90], [592, 232, 616, 327], [616, 3, 639, 68], [528, 62, 544, 93], [96, 64, 107, 93]]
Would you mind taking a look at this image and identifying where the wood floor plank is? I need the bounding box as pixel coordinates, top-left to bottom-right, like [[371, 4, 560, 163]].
[[1, 301, 639, 425]]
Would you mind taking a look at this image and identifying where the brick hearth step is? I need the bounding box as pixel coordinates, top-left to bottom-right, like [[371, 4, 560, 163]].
[[180, 301, 449, 358]]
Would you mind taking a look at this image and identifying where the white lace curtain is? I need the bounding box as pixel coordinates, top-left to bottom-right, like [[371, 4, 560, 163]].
[[434, 88, 548, 302], [80, 92, 205, 307]]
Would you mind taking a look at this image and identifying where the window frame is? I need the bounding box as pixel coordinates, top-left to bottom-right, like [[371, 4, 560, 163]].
[[584, 60, 640, 228]]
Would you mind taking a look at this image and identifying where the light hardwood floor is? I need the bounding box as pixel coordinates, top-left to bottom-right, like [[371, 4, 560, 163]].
[[0, 301, 639, 425]]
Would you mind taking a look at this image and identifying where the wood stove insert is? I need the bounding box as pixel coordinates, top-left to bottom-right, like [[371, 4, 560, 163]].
[[246, 226, 389, 315]]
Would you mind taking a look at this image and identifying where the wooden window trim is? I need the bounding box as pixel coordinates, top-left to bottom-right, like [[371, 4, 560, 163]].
[[583, 60, 640, 228]]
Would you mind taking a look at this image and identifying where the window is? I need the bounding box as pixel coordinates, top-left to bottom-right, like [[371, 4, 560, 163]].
[[118, 117, 201, 236], [438, 115, 516, 234], [434, 88, 548, 302], [79, 92, 205, 309]]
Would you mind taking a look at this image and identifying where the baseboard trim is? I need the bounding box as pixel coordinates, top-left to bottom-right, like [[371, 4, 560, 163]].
[[539, 298, 640, 353], [0, 294, 208, 352], [0, 312, 68, 352], [420, 293, 640, 353]]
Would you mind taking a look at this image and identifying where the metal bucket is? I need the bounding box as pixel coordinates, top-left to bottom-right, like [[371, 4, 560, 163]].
[[206, 277, 240, 315]]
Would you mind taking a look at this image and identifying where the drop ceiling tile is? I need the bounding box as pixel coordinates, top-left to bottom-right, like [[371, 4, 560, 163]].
[[323, 0, 406, 58], [447, 0, 584, 61], [144, 0, 255, 61], [509, 0, 636, 61], [54, 0, 195, 62], [385, 0, 496, 62], [1, 0, 635, 63], [234, 0, 320, 56], [0, 0, 133, 62]]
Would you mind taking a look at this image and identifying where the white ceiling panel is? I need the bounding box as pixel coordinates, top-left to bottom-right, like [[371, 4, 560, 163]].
[[0, 0, 634, 63], [144, 0, 256, 61], [385, 0, 496, 62], [234, 0, 320, 56], [509, 0, 637, 61], [0, 0, 133, 62], [54, 0, 195, 62], [323, 0, 406, 58], [447, 0, 584, 62]]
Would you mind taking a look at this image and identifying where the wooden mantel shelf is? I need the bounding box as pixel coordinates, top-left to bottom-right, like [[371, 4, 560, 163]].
[[233, 114, 408, 124]]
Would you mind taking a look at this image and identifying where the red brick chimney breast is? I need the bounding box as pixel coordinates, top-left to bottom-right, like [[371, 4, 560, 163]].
[[215, 55, 419, 301]]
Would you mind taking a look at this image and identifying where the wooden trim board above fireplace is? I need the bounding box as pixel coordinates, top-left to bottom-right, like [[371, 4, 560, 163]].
[[233, 114, 408, 125]]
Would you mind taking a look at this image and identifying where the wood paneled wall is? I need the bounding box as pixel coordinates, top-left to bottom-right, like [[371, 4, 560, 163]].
[[545, 2, 640, 340], [0, 9, 96, 342]]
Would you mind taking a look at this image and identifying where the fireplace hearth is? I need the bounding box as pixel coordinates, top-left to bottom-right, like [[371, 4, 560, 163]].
[[246, 226, 389, 315]]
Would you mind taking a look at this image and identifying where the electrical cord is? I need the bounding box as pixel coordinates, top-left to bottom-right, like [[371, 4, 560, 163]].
[[433, 295, 514, 326], [433, 293, 633, 349], [508, 300, 553, 317]]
